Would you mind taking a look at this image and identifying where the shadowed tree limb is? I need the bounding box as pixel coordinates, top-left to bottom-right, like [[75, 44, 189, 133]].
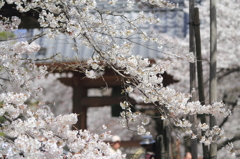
[[218, 134, 240, 150]]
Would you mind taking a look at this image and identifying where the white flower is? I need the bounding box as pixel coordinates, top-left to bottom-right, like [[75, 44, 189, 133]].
[[185, 129, 192, 135], [198, 123, 209, 131], [204, 137, 212, 146], [108, 0, 117, 6], [119, 119, 127, 128], [199, 136, 206, 143], [85, 70, 97, 79], [139, 58, 150, 67], [127, 0, 134, 9], [43, 130, 53, 138], [120, 101, 129, 109], [102, 124, 107, 129], [191, 134, 197, 139], [161, 116, 166, 120], [224, 143, 236, 157], [137, 125, 146, 135], [125, 86, 133, 93], [141, 117, 150, 125], [187, 52, 195, 63]]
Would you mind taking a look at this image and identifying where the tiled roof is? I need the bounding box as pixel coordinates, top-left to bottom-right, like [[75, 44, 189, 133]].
[[26, 0, 187, 61]]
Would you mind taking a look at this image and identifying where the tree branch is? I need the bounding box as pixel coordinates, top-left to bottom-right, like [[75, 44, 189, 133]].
[[218, 134, 240, 150], [217, 67, 240, 82]]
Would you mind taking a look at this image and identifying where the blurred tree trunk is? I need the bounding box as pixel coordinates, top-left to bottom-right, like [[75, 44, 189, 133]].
[[194, 7, 209, 159], [189, 0, 198, 159], [209, 0, 217, 159]]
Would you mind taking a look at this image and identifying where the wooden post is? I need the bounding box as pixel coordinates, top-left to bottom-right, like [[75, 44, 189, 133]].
[[72, 77, 88, 130], [189, 0, 198, 159], [59, 76, 88, 130], [210, 0, 217, 158], [155, 118, 170, 159], [155, 135, 164, 159]]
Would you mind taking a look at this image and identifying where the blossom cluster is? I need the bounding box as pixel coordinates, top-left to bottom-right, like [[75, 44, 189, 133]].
[[0, 40, 45, 94], [0, 18, 125, 158], [0, 105, 124, 158], [224, 143, 236, 158], [0, 16, 20, 32], [0, 47, 124, 158], [199, 126, 224, 146]]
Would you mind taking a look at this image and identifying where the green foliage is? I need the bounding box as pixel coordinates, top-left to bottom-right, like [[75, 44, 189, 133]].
[[0, 132, 5, 136], [0, 32, 15, 41], [0, 116, 6, 123]]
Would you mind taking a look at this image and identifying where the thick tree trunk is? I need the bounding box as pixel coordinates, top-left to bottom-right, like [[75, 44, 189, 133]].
[[209, 0, 217, 159]]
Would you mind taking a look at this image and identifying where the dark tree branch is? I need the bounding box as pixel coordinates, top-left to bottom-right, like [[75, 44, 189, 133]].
[[217, 67, 240, 82], [218, 134, 240, 150], [219, 95, 238, 128]]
